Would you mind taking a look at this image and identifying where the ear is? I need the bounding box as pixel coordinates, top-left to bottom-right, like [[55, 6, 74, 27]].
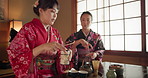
[[39, 8, 43, 14]]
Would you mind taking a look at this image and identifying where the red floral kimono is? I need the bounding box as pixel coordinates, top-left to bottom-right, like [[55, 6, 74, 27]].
[[7, 18, 65, 78]]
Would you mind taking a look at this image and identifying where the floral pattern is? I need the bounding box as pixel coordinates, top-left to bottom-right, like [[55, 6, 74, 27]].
[[65, 29, 105, 76], [7, 18, 64, 78], [65, 29, 105, 62]]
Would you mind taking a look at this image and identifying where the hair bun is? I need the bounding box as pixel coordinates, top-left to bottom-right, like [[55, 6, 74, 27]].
[[33, 0, 39, 7]]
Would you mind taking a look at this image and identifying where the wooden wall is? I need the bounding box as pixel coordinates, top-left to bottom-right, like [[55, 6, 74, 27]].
[[0, 21, 10, 61]]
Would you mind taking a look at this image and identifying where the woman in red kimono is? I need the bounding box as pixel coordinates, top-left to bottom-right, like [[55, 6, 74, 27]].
[[7, 0, 69, 78], [65, 11, 105, 77]]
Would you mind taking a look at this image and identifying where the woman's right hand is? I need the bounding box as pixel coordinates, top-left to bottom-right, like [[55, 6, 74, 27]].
[[33, 42, 67, 57], [75, 39, 93, 49]]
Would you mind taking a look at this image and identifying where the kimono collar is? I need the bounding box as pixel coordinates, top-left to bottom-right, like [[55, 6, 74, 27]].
[[32, 18, 51, 31], [80, 29, 93, 35], [43, 24, 50, 31]]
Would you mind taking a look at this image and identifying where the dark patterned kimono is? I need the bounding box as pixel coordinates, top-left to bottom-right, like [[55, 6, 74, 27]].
[[65, 29, 105, 76]]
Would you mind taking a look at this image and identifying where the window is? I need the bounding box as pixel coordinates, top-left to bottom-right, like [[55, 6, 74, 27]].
[[77, 0, 147, 52]]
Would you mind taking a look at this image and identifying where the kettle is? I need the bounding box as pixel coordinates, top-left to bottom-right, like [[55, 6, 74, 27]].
[[79, 56, 93, 74]]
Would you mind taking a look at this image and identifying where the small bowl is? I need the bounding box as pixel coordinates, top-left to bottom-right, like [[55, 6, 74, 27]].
[[79, 70, 88, 78], [68, 70, 79, 78]]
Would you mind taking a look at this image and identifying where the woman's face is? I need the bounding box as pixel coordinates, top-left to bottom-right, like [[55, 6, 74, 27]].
[[39, 5, 59, 25], [80, 14, 92, 29]]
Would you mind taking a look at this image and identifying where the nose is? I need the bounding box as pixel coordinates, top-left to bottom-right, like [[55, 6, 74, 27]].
[[84, 21, 88, 25], [53, 13, 57, 18]]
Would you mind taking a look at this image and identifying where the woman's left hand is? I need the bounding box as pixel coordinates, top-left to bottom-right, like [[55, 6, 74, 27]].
[[85, 52, 97, 59]]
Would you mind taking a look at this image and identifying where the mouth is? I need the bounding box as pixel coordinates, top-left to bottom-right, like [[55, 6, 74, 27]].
[[83, 25, 87, 27], [51, 19, 55, 22]]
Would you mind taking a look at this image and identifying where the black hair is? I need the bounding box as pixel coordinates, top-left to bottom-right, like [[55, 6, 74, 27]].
[[33, 0, 59, 16], [80, 11, 93, 21], [9, 28, 18, 42]]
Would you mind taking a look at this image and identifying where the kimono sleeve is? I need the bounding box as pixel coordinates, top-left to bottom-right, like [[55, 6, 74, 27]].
[[66, 33, 78, 43], [7, 25, 36, 77], [94, 38, 105, 60], [65, 34, 78, 68], [53, 29, 68, 74]]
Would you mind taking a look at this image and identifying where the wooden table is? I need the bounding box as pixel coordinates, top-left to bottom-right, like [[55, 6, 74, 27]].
[[64, 72, 102, 78], [0, 68, 14, 78]]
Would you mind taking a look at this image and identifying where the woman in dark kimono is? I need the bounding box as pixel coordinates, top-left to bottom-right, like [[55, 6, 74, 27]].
[[65, 11, 105, 76], [7, 0, 71, 78]]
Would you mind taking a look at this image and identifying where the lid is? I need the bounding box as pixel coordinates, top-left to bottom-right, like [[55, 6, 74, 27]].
[[78, 70, 88, 74], [69, 68, 78, 73]]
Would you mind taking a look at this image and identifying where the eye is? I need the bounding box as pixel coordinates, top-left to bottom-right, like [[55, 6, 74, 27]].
[[82, 19, 85, 21], [51, 10, 56, 13], [55, 10, 59, 14], [51, 9, 59, 14], [87, 18, 91, 21]]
